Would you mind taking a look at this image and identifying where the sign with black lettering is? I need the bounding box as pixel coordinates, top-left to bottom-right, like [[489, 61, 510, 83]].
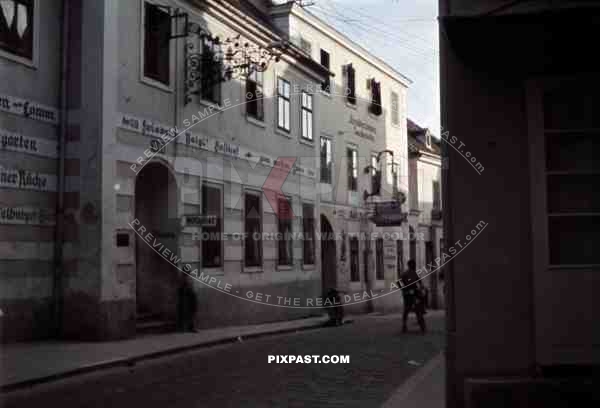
[[0, 128, 58, 158], [182, 215, 217, 227], [0, 93, 59, 124], [0, 167, 56, 191]]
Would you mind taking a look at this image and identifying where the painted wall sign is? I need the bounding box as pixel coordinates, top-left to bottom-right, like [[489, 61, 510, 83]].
[[0, 93, 59, 124], [182, 214, 217, 227], [117, 112, 316, 179], [214, 140, 240, 158], [0, 207, 56, 225], [0, 128, 58, 158], [0, 167, 57, 191], [117, 113, 192, 140], [350, 114, 376, 141]]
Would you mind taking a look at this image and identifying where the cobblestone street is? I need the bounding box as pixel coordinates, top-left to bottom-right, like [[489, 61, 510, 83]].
[[2, 313, 445, 408]]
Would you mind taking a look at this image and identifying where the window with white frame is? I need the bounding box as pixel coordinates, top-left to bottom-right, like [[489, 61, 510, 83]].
[[246, 70, 264, 121], [202, 183, 222, 268], [0, 0, 33, 61], [277, 77, 291, 132], [301, 92, 313, 141], [244, 192, 262, 267], [320, 137, 333, 184], [347, 146, 358, 191], [143, 2, 170, 86]]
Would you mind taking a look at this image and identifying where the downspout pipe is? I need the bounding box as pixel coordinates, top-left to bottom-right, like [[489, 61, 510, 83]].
[[53, 0, 70, 339]]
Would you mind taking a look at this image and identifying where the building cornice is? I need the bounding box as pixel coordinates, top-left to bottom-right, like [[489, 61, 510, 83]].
[[184, 0, 330, 82]]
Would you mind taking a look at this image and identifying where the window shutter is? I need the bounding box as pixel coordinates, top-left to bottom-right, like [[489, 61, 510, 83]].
[[347, 64, 356, 104]]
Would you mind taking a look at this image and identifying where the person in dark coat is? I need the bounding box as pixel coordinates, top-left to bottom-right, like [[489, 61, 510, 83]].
[[177, 276, 197, 332], [401, 260, 426, 334], [324, 288, 344, 326]]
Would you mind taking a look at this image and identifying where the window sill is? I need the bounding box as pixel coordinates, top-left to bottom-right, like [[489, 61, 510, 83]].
[[302, 264, 316, 271], [243, 266, 263, 274], [246, 115, 266, 128], [277, 264, 293, 271], [275, 127, 292, 139], [140, 75, 173, 93], [0, 50, 37, 69], [199, 98, 224, 111], [346, 101, 358, 110], [201, 267, 225, 276], [299, 137, 314, 147]]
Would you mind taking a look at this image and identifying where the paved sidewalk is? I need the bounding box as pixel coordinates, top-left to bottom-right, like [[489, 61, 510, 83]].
[[0, 315, 329, 391], [381, 351, 445, 408]]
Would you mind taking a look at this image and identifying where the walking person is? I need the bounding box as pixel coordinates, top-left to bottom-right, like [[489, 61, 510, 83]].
[[401, 260, 427, 334], [177, 276, 198, 332]]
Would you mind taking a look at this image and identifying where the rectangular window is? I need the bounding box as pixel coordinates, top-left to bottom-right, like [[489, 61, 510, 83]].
[[202, 183, 222, 268], [433, 180, 441, 210], [371, 153, 381, 195], [246, 70, 264, 121], [277, 77, 291, 132], [347, 147, 358, 191], [344, 64, 356, 105], [201, 36, 221, 103], [143, 2, 171, 85], [320, 137, 333, 184], [320, 49, 331, 93], [350, 237, 359, 282], [302, 203, 315, 265], [0, 0, 34, 60], [541, 84, 600, 266], [396, 240, 404, 280], [391, 91, 400, 125], [278, 197, 293, 266], [376, 238, 384, 280], [301, 92, 313, 141], [244, 192, 262, 267], [363, 239, 371, 284], [369, 79, 382, 116]]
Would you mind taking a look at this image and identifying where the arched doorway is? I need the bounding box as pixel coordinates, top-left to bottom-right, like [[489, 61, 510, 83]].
[[135, 162, 179, 331], [320, 215, 337, 293]]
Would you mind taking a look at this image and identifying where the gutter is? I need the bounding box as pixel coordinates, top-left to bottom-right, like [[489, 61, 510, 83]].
[[53, 0, 70, 338]]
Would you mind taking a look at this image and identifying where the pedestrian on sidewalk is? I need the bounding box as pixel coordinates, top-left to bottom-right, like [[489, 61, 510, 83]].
[[324, 288, 344, 326], [401, 260, 426, 334], [177, 276, 198, 332]]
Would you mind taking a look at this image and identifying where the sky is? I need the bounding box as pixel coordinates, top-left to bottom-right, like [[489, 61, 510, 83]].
[[306, 0, 440, 136]]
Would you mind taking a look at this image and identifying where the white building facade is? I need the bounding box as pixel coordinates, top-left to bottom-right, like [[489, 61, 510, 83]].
[[270, 1, 412, 315], [0, 0, 414, 341], [0, 0, 330, 341], [407, 120, 443, 309]]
